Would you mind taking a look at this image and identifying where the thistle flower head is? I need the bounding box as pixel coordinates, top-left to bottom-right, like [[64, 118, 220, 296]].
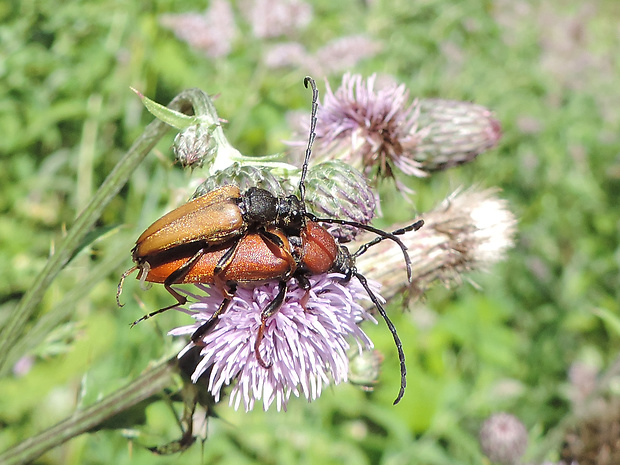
[[169, 275, 378, 411], [479, 412, 529, 465], [313, 73, 427, 180]]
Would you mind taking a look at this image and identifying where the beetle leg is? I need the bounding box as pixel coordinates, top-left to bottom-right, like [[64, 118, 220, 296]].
[[130, 247, 208, 327], [255, 280, 287, 369], [260, 228, 297, 277], [213, 239, 241, 276], [295, 273, 311, 310], [190, 284, 237, 343]]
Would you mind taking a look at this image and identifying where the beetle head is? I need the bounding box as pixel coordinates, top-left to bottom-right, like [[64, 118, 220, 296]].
[[276, 195, 305, 232], [331, 245, 356, 281]]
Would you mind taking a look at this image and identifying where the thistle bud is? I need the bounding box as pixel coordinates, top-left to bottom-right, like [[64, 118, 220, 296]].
[[413, 99, 502, 171], [172, 124, 218, 170], [191, 163, 289, 199], [304, 161, 377, 241]]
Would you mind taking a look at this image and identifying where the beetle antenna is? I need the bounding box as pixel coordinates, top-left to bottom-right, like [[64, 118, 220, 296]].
[[116, 265, 137, 307], [353, 219, 424, 259], [298, 76, 319, 204], [354, 271, 406, 405], [306, 213, 417, 282]]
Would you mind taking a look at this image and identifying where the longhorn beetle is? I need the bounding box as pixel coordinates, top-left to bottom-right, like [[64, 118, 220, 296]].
[[118, 77, 423, 403], [132, 219, 423, 404]]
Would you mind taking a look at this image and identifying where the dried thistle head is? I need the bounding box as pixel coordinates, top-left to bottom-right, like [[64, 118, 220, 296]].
[[353, 188, 517, 299]]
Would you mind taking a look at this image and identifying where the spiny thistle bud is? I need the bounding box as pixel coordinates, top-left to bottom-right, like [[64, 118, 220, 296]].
[[304, 161, 377, 241], [412, 98, 502, 171], [348, 348, 383, 392], [190, 163, 290, 199], [479, 413, 528, 465], [172, 124, 218, 170]]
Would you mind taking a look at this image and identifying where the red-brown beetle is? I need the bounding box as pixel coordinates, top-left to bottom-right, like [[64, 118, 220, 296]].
[[125, 221, 339, 368], [117, 76, 423, 402], [121, 221, 338, 331], [128, 218, 423, 403]]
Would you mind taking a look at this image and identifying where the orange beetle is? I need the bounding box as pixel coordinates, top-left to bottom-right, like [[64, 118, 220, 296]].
[[126, 216, 423, 405], [117, 76, 423, 402]]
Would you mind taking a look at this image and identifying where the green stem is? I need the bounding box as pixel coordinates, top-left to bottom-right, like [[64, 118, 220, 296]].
[[0, 358, 179, 465], [0, 88, 216, 376]]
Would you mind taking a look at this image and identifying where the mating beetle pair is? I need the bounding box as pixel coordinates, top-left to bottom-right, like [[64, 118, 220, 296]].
[[117, 77, 423, 404]]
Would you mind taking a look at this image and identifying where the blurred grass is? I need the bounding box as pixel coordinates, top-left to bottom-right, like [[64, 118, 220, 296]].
[[1, 0, 619, 463]]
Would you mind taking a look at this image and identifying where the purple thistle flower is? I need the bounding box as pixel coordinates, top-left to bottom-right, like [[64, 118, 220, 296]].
[[169, 274, 379, 411], [313, 73, 427, 181]]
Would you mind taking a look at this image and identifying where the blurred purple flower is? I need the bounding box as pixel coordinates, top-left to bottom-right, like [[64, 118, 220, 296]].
[[13, 355, 35, 377], [160, 0, 237, 58], [479, 412, 528, 465], [242, 0, 313, 39], [311, 36, 382, 75], [264, 42, 309, 69], [169, 275, 378, 411]]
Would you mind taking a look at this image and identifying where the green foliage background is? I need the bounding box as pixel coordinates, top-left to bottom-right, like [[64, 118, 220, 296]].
[[1, 0, 619, 463]]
